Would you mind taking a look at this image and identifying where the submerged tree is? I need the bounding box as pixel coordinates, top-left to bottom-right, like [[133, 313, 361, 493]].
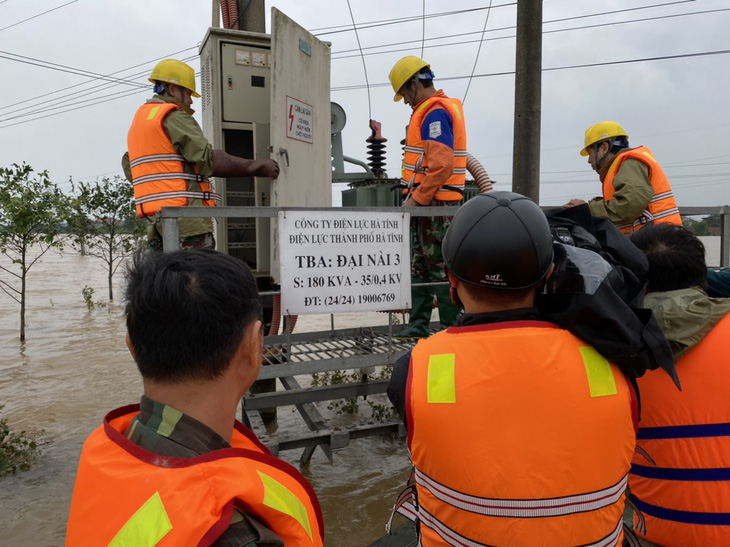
[[0, 164, 70, 341], [69, 176, 142, 301]]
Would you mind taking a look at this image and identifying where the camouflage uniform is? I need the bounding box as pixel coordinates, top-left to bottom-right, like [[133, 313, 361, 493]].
[[411, 201, 453, 282]]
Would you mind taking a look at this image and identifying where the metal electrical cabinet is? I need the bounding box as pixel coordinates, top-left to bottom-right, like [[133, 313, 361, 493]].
[[199, 8, 331, 282]]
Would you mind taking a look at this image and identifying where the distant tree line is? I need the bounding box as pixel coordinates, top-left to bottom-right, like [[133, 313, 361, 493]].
[[0, 163, 143, 341], [683, 215, 722, 237]]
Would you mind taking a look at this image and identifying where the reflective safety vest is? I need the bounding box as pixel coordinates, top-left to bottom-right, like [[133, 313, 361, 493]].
[[66, 405, 324, 546], [602, 146, 681, 234], [128, 102, 220, 218], [395, 321, 636, 546], [402, 95, 467, 202], [629, 313, 730, 546]]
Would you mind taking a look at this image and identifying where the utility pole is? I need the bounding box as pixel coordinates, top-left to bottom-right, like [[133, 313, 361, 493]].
[[237, 0, 265, 33], [511, 0, 542, 202]]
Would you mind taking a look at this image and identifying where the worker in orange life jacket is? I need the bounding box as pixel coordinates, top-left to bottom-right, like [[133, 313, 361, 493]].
[[386, 191, 637, 546], [122, 59, 279, 251], [66, 249, 324, 546], [565, 120, 682, 234], [628, 224, 730, 546], [388, 56, 465, 340]]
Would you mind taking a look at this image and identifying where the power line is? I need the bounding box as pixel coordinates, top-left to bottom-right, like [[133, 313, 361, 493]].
[[420, 0, 426, 58], [4, 2, 718, 120], [0, 87, 149, 129], [462, 0, 494, 105], [0, 54, 198, 121], [0, 47, 197, 111], [331, 48, 730, 92], [346, 0, 372, 119], [0, 0, 78, 33], [309, 4, 516, 35], [317, 0, 691, 42], [2, 3, 727, 128], [331, 6, 730, 60], [0, 51, 147, 89]]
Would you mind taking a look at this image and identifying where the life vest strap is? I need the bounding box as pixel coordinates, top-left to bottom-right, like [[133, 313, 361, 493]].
[[386, 483, 419, 534], [631, 464, 730, 481], [631, 495, 730, 525], [634, 444, 656, 465], [651, 190, 675, 202], [414, 466, 628, 518], [624, 494, 647, 535], [637, 422, 730, 440], [130, 153, 187, 168], [135, 191, 221, 204], [132, 172, 209, 186]]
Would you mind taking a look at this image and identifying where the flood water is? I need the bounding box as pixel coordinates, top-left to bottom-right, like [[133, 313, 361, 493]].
[[0, 249, 411, 546], [0, 237, 722, 546]]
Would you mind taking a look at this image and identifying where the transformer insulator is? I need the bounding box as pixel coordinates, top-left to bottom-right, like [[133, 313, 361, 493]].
[[366, 119, 388, 178]]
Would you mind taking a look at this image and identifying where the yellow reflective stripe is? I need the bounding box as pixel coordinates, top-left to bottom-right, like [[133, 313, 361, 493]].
[[580, 347, 617, 397], [257, 471, 313, 542], [427, 354, 456, 403], [447, 101, 463, 120], [146, 106, 160, 121], [157, 405, 182, 438], [109, 492, 172, 547], [415, 97, 435, 115]]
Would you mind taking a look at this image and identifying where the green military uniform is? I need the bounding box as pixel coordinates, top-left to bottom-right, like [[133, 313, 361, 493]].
[[126, 396, 284, 547], [122, 95, 215, 247], [644, 287, 730, 359], [588, 153, 654, 226]]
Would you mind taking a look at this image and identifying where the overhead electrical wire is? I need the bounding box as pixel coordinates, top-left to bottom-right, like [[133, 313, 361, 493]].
[[1, 2, 711, 109], [345, 0, 372, 119], [0, 0, 78, 33], [331, 48, 730, 92], [0, 55, 198, 121], [312, 0, 691, 37], [0, 46, 198, 112], [0, 1, 725, 131], [0, 51, 148, 89], [420, 0, 426, 58], [462, 0, 494, 105], [330, 5, 729, 60], [0, 87, 150, 130], [309, 4, 516, 35]]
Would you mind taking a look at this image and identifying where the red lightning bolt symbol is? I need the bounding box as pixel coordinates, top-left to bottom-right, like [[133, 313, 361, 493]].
[[288, 104, 294, 132]]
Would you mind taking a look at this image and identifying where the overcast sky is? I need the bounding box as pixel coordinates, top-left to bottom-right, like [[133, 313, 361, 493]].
[[1, 0, 729, 208]]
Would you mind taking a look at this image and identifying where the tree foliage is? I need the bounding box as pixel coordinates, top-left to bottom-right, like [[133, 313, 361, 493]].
[[0, 163, 70, 340], [69, 176, 143, 301], [0, 405, 42, 477], [685, 214, 721, 236]]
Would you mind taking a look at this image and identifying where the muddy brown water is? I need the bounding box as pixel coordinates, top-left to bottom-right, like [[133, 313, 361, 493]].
[[0, 237, 721, 545], [0, 249, 411, 546]]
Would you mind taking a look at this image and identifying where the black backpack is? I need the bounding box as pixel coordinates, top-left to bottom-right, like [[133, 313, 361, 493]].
[[537, 205, 680, 390]]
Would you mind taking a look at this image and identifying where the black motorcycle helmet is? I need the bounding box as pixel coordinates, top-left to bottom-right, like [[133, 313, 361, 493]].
[[443, 191, 554, 289]]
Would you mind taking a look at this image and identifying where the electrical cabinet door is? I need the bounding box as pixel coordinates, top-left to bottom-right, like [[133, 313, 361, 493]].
[[269, 7, 331, 281]]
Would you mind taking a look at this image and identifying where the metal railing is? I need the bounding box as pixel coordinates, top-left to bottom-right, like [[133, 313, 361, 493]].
[[158, 204, 730, 463], [160, 205, 730, 267]]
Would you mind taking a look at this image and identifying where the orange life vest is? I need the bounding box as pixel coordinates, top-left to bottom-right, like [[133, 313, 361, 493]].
[[602, 146, 681, 234], [127, 102, 219, 218], [66, 405, 324, 547], [629, 313, 730, 546], [402, 95, 467, 202], [396, 321, 636, 546]]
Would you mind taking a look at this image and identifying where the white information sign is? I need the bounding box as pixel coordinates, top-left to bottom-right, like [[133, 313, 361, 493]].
[[285, 96, 313, 144], [279, 211, 411, 315]]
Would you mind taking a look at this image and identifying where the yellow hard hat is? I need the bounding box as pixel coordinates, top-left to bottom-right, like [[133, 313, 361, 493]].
[[580, 121, 628, 156], [389, 56, 430, 102], [148, 59, 200, 98]]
